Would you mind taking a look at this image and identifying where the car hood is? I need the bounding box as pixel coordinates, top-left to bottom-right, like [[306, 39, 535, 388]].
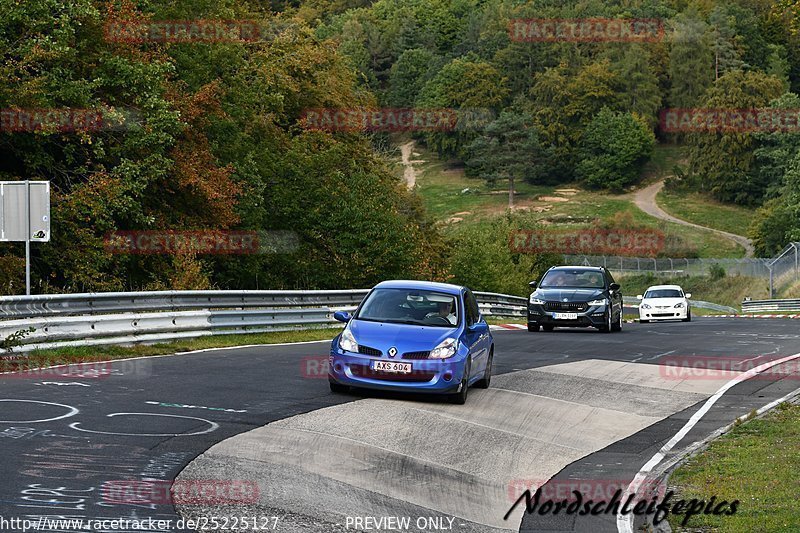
[[534, 288, 605, 302], [642, 297, 686, 307], [348, 319, 457, 352]]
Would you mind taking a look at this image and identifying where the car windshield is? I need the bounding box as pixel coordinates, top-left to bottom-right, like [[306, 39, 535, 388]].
[[645, 289, 683, 299], [355, 288, 459, 327], [540, 270, 605, 289]]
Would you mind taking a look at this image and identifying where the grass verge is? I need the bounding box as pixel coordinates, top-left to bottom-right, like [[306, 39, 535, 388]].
[[616, 273, 767, 309], [667, 401, 800, 532], [658, 189, 754, 238], [411, 144, 744, 258], [0, 328, 340, 373]]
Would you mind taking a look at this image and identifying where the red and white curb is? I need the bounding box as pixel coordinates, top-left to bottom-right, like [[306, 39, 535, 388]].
[[490, 324, 527, 330], [707, 314, 800, 319]]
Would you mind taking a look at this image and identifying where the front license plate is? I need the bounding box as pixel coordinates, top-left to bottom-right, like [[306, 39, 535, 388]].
[[371, 361, 412, 373], [553, 312, 578, 320]]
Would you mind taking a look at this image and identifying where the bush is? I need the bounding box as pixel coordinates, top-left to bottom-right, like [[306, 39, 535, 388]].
[[445, 215, 560, 296], [709, 263, 726, 280]]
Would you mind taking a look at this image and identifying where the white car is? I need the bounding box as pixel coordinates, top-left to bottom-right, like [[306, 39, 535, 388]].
[[637, 285, 691, 323]]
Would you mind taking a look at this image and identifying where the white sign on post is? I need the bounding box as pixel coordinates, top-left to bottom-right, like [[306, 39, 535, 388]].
[[0, 181, 51, 295], [0, 181, 50, 242]]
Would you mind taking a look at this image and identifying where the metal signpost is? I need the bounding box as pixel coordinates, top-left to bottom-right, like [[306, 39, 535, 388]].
[[0, 181, 51, 295]]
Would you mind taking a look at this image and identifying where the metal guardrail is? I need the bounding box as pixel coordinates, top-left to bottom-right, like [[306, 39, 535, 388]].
[[741, 299, 800, 313], [0, 289, 529, 352], [623, 296, 738, 314]]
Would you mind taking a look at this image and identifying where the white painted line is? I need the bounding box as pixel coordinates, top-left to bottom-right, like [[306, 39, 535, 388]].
[[617, 351, 800, 533]]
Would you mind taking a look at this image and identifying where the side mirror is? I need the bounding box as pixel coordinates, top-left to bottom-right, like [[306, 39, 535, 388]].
[[609, 283, 620, 292], [685, 293, 692, 299], [636, 294, 643, 300], [528, 281, 537, 289], [333, 311, 351, 323]]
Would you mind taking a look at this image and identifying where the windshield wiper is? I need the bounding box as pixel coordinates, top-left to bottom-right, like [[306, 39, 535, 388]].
[[382, 319, 429, 326]]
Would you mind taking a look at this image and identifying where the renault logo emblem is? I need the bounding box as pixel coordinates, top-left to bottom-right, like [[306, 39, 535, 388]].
[[388, 347, 397, 357]]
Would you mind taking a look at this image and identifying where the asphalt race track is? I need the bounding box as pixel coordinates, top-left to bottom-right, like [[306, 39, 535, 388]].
[[1, 318, 799, 533]]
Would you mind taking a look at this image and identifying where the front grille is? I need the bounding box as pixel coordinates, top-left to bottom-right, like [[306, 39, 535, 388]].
[[544, 301, 588, 312], [402, 351, 430, 360], [652, 313, 677, 317], [350, 365, 435, 382], [358, 345, 382, 357]]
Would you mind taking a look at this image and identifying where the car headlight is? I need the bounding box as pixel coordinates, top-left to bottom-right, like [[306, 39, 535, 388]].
[[641, 303, 652, 309], [674, 302, 685, 308], [588, 299, 608, 306], [429, 338, 458, 359], [529, 296, 545, 304], [338, 328, 358, 353]]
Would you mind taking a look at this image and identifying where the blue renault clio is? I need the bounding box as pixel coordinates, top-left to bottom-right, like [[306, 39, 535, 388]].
[[328, 280, 494, 404]]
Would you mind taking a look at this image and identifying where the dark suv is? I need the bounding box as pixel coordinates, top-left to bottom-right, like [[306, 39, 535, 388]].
[[527, 266, 623, 333]]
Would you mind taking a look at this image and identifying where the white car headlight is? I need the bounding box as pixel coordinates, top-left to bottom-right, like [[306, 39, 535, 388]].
[[338, 328, 358, 353], [674, 302, 685, 308], [529, 296, 545, 304], [641, 303, 652, 309], [429, 338, 458, 359], [588, 299, 608, 306]]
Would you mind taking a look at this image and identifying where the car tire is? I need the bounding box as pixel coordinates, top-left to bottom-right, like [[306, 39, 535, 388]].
[[611, 308, 622, 331], [449, 362, 471, 404], [599, 311, 611, 333], [683, 309, 691, 322], [329, 381, 349, 393], [476, 349, 493, 389], [527, 323, 540, 332], [542, 325, 554, 332]]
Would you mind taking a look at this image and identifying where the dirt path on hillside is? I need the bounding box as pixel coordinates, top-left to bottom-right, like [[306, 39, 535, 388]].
[[633, 180, 755, 257], [400, 141, 417, 189]]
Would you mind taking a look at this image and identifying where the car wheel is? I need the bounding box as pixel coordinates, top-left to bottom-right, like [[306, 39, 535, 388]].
[[527, 323, 540, 332], [476, 349, 493, 389], [329, 381, 349, 393], [599, 311, 611, 333], [449, 362, 470, 404], [682, 309, 691, 322], [612, 308, 622, 331], [542, 325, 554, 332]]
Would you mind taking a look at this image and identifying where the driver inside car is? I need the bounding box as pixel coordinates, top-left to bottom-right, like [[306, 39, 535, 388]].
[[426, 300, 457, 325]]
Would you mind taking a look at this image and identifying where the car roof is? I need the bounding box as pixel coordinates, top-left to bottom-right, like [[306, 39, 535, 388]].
[[549, 266, 604, 272], [645, 285, 684, 291], [373, 280, 465, 295]]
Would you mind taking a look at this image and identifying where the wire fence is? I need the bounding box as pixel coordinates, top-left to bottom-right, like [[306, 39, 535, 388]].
[[563, 255, 772, 278]]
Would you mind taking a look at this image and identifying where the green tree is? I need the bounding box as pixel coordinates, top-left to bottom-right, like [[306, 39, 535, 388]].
[[576, 108, 655, 192], [611, 45, 663, 128], [668, 12, 714, 107], [387, 48, 438, 107], [415, 55, 509, 158], [687, 71, 786, 204], [465, 110, 542, 209]]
